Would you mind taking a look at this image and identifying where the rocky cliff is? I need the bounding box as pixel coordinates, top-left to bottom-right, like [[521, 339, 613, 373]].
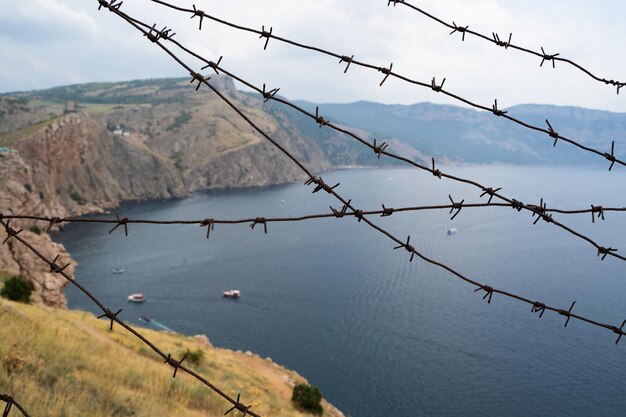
[[0, 76, 364, 308]]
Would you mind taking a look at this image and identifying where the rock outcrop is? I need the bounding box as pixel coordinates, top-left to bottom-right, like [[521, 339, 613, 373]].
[[0, 76, 352, 308]]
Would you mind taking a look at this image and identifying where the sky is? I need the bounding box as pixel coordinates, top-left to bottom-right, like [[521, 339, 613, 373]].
[[1, 0, 625, 112]]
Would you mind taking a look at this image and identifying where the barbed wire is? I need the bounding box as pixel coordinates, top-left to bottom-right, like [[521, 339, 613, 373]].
[[95, 2, 626, 332], [2, 200, 626, 237], [2, 2, 624, 415], [144, 0, 624, 170], [386, 0, 626, 93], [0, 216, 262, 417], [0, 394, 31, 417], [78, 0, 626, 348], [87, 5, 626, 264]]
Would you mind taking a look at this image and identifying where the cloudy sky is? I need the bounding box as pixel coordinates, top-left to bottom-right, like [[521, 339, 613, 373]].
[[1, 0, 625, 112]]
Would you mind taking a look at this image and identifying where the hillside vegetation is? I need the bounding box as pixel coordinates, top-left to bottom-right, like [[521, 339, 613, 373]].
[[0, 298, 343, 417]]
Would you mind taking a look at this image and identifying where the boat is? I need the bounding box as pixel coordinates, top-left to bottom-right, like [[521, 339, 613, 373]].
[[127, 293, 145, 303], [223, 290, 241, 298], [139, 315, 151, 322], [112, 268, 125, 274], [447, 228, 458, 236]]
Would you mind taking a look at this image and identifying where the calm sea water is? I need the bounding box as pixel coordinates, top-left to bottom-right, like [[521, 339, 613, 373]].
[[57, 165, 626, 417]]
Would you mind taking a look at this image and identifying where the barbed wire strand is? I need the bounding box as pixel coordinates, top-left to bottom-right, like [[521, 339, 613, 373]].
[[94, 7, 626, 264], [386, 0, 625, 93], [0, 394, 31, 417], [144, 0, 624, 170], [0, 216, 262, 417], [79, 0, 626, 347], [2, 201, 626, 232]]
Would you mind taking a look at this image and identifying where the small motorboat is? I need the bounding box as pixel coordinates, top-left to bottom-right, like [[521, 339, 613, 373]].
[[139, 315, 151, 322], [127, 293, 145, 303], [223, 290, 241, 298], [112, 268, 125, 274], [447, 228, 458, 236]]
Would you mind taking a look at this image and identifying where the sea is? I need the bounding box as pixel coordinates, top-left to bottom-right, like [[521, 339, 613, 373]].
[[56, 165, 626, 417]]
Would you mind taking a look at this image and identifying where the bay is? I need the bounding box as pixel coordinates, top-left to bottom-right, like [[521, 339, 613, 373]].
[[56, 165, 626, 417]]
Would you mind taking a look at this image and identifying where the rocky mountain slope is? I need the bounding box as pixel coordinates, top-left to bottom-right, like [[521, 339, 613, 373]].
[[0, 76, 377, 308]]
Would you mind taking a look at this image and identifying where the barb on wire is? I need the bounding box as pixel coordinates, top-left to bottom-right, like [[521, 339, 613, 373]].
[[250, 217, 268, 234], [164, 353, 188, 378], [201, 218, 215, 239], [492, 32, 512, 49], [545, 119, 559, 147], [143, 0, 625, 168], [339, 55, 354, 73], [97, 308, 123, 331], [0, 394, 31, 417], [191, 4, 204, 30], [201, 55, 223, 75], [394, 235, 416, 262], [388, 0, 626, 92], [448, 195, 464, 220], [108, 213, 128, 236], [480, 187, 502, 204], [474, 285, 494, 304], [591, 206, 605, 223], [2, 220, 22, 245], [449, 21, 468, 41], [559, 301, 576, 328], [379, 62, 394, 86], [540, 47, 559, 69], [225, 393, 252, 416], [530, 198, 553, 225], [259, 25, 272, 50], [373, 139, 389, 159]]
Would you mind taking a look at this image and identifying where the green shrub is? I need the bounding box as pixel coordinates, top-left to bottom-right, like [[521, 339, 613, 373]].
[[29, 225, 42, 235], [1, 276, 33, 303], [182, 348, 204, 366], [68, 186, 86, 205], [292, 383, 323, 414]]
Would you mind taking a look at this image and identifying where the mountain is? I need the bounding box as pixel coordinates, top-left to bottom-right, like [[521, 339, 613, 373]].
[[0, 76, 383, 307], [2, 77, 625, 308], [294, 100, 626, 166]]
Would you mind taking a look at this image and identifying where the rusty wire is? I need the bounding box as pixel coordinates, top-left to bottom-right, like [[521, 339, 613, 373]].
[[144, 0, 624, 170], [386, 0, 626, 93], [2, 200, 626, 238], [84, 5, 626, 264], [0, 394, 31, 417]]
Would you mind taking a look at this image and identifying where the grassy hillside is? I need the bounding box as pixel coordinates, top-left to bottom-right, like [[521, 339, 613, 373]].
[[0, 298, 343, 417]]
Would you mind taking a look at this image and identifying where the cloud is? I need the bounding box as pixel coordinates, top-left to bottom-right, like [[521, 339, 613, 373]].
[[0, 0, 625, 113]]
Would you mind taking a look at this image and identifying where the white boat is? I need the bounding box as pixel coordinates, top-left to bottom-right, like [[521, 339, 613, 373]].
[[127, 293, 145, 303], [112, 268, 125, 274], [447, 228, 458, 236], [223, 290, 241, 298]]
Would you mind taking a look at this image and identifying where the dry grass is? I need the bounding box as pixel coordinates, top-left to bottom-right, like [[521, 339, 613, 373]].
[[0, 299, 343, 417]]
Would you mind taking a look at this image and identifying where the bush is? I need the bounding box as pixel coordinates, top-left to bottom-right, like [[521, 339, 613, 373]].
[[68, 186, 86, 205], [29, 225, 42, 235], [1, 276, 33, 303], [182, 348, 204, 366], [292, 383, 323, 414]]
